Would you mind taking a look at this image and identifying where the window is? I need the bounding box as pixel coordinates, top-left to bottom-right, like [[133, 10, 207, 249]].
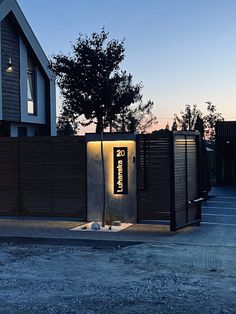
[[27, 57, 37, 115]]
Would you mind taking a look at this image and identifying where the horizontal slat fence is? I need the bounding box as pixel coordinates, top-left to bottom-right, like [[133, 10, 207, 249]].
[[174, 134, 200, 229], [0, 138, 19, 214], [137, 133, 172, 222], [0, 136, 87, 219], [137, 131, 201, 230]]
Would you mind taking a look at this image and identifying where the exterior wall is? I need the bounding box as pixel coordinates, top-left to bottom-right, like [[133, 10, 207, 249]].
[[1, 16, 20, 121], [49, 77, 56, 135], [1, 18, 47, 125], [19, 37, 46, 125], [0, 13, 55, 136], [19, 36, 26, 121], [0, 0, 57, 136]]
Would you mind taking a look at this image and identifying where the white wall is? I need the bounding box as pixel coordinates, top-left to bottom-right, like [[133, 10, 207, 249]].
[[50, 76, 56, 135], [35, 67, 46, 123], [19, 37, 27, 120]]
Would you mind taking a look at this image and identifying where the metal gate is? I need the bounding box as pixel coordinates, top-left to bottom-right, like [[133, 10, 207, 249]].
[[136, 131, 201, 231], [136, 132, 172, 222], [172, 132, 201, 230]]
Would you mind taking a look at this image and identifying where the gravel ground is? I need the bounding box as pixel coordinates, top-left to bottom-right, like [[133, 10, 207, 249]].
[[0, 242, 235, 314]]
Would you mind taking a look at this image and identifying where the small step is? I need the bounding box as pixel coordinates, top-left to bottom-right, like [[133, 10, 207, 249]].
[[202, 213, 236, 224], [203, 201, 236, 209], [202, 207, 236, 215]]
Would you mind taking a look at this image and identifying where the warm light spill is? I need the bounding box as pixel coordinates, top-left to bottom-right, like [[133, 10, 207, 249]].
[[87, 140, 136, 198]]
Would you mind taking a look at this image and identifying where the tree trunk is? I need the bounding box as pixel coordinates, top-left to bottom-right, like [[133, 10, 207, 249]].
[[96, 115, 103, 133], [121, 110, 125, 132]]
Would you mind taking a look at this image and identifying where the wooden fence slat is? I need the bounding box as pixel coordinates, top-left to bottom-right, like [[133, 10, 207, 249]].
[[0, 136, 87, 219]]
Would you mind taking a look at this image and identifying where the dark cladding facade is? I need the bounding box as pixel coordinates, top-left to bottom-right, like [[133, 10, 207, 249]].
[[216, 121, 236, 186]]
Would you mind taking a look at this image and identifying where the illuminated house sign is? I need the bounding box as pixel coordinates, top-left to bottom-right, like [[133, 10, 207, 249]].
[[113, 147, 128, 194]]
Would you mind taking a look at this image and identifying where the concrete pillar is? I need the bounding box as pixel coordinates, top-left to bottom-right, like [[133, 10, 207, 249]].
[[86, 133, 137, 223]]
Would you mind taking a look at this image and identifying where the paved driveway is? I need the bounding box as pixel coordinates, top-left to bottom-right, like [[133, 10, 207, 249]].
[[202, 186, 236, 225]]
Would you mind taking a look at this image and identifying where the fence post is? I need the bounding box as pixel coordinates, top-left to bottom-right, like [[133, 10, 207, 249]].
[[170, 132, 176, 231], [17, 137, 22, 219]]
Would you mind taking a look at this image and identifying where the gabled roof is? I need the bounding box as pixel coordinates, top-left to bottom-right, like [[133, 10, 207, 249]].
[[0, 0, 54, 79]]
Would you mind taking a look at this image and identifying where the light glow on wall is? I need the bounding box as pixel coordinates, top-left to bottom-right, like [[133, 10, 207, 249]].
[[87, 140, 136, 199]]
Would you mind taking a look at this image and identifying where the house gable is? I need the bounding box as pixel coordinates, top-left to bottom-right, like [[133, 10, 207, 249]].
[[0, 0, 56, 135], [0, 0, 53, 78]]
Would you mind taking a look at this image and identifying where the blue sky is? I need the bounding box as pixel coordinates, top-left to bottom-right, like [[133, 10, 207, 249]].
[[18, 0, 236, 128]]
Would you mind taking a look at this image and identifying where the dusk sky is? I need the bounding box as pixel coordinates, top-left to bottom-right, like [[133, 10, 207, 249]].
[[18, 0, 236, 129]]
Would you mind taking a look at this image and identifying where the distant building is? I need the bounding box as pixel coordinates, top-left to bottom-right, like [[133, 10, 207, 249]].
[[215, 121, 236, 185], [0, 0, 56, 136]]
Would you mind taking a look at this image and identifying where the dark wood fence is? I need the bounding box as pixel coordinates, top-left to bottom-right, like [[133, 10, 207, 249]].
[[173, 133, 201, 230], [0, 133, 201, 229], [136, 131, 201, 231], [136, 132, 172, 222], [0, 136, 87, 219]]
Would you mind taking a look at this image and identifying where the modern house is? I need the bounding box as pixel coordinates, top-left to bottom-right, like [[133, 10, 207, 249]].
[[0, 0, 56, 137]]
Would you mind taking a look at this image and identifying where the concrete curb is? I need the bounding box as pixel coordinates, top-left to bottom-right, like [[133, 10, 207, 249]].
[[0, 236, 142, 248]]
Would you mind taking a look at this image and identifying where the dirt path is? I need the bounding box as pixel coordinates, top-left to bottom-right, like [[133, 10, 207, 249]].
[[0, 243, 235, 313]]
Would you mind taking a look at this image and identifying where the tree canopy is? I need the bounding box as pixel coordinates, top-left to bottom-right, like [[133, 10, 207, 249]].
[[57, 114, 78, 136], [51, 29, 155, 134], [112, 100, 158, 133], [203, 101, 224, 141], [173, 104, 202, 132], [172, 102, 224, 140]]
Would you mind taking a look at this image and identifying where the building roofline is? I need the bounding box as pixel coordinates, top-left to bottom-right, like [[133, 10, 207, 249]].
[[0, 0, 55, 80]]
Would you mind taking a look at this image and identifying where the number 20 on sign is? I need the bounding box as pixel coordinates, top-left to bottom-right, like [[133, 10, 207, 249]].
[[113, 147, 128, 194]]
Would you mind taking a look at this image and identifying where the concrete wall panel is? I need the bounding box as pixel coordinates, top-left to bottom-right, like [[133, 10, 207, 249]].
[[87, 139, 137, 223]]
